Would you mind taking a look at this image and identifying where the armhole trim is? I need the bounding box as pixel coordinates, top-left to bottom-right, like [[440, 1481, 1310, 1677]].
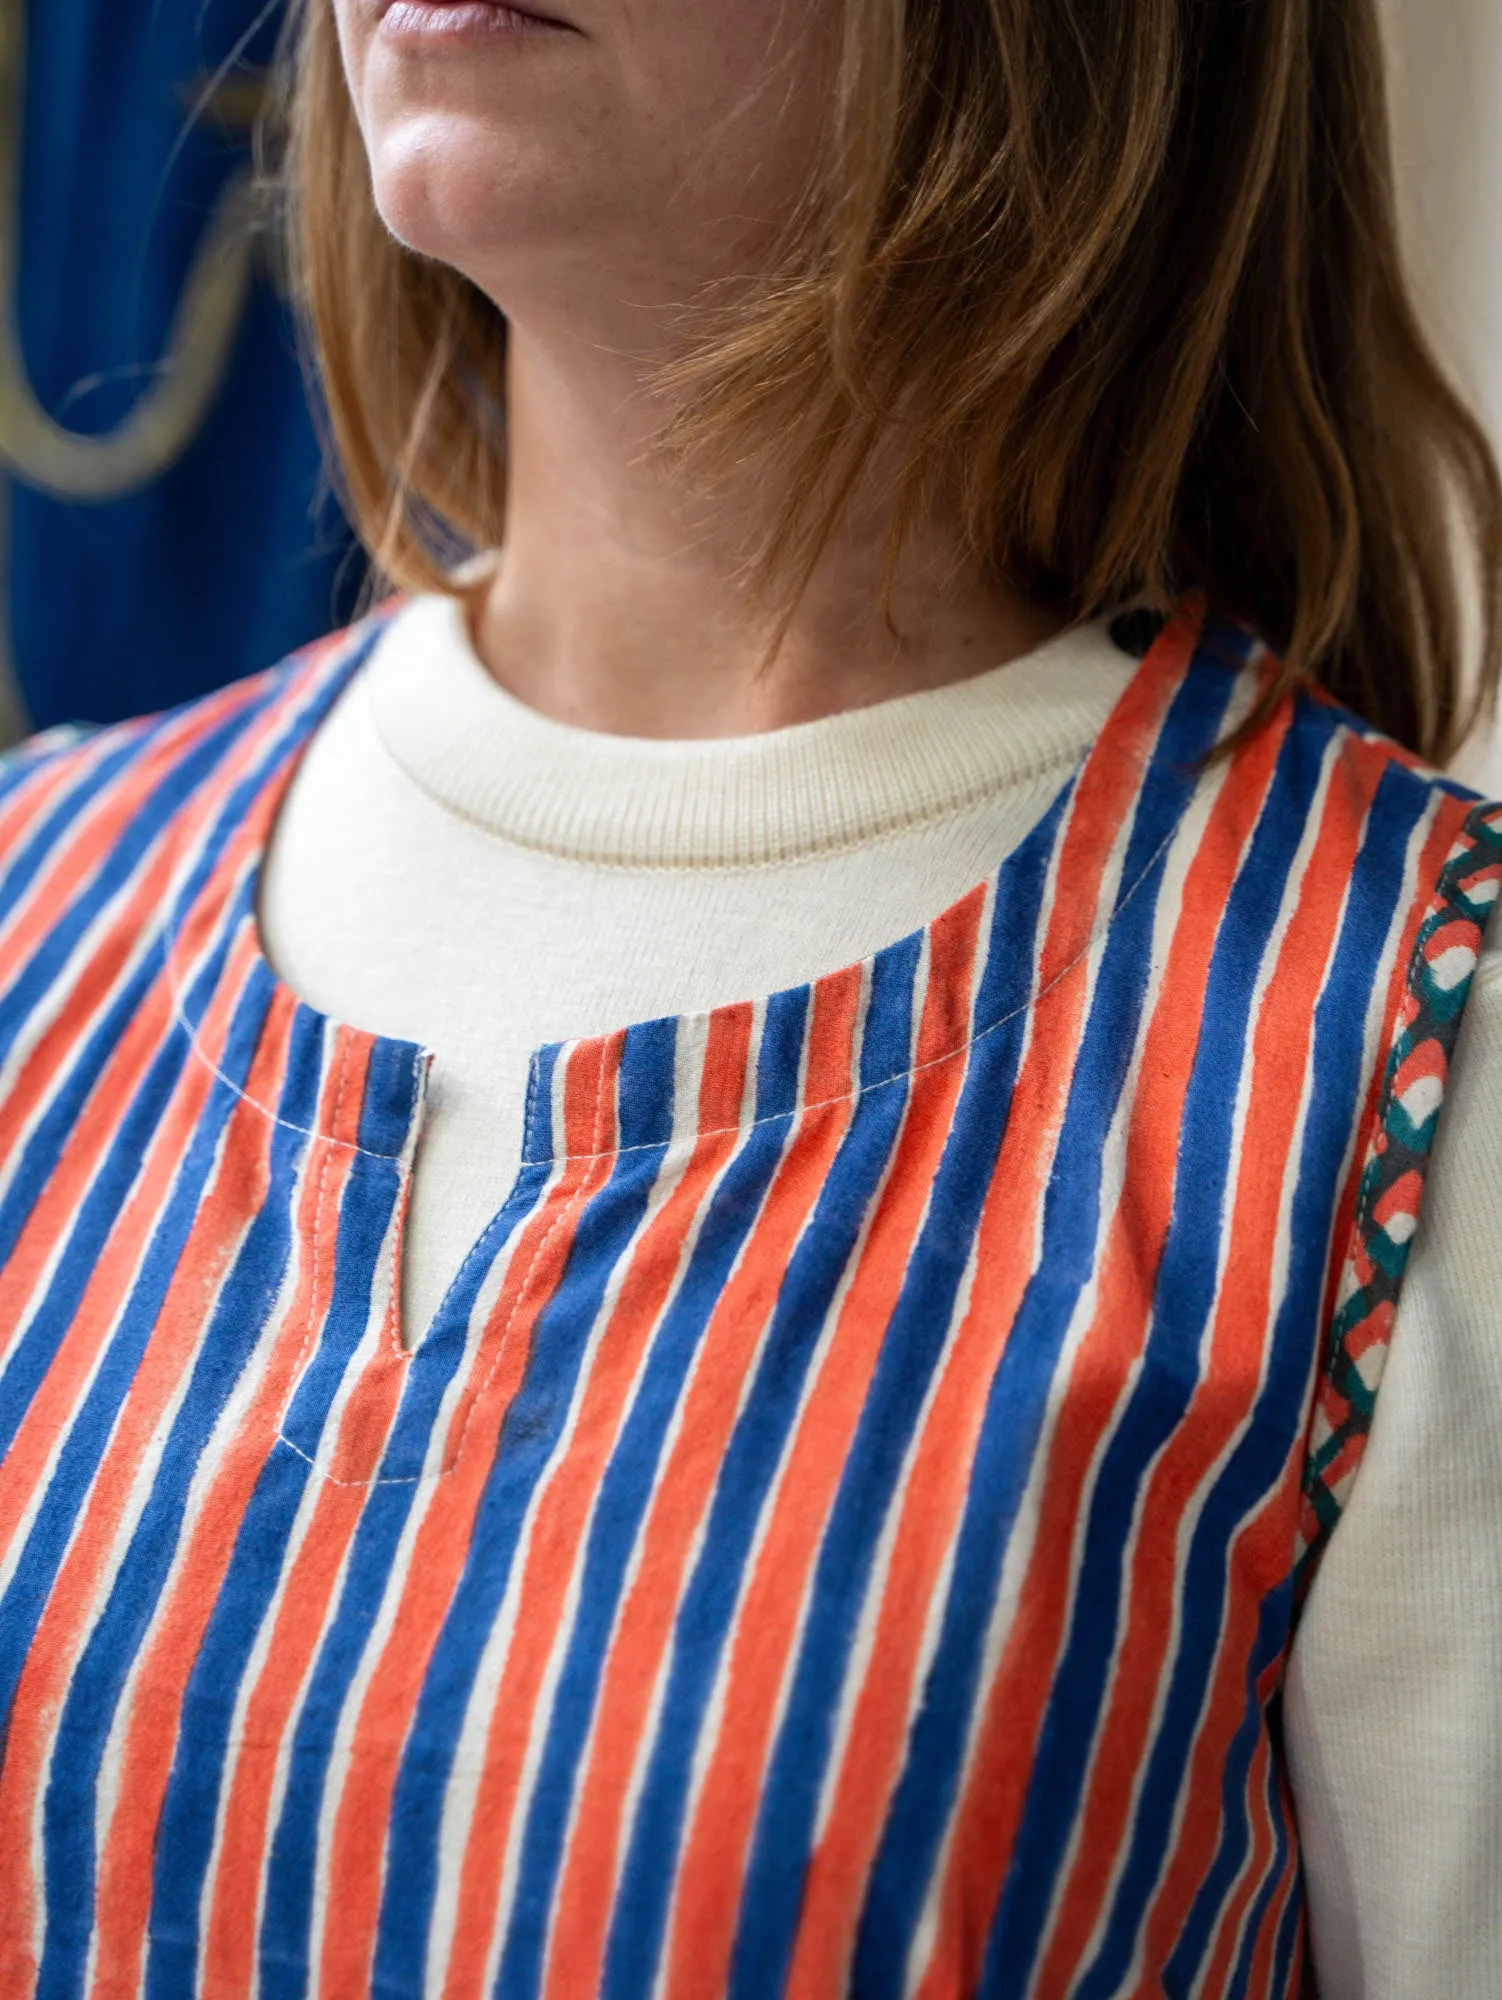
[[1294, 798, 1502, 1615]]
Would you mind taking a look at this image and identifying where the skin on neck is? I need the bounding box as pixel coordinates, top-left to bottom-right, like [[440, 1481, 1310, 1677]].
[[338, 0, 1063, 741], [471, 321, 1065, 741]]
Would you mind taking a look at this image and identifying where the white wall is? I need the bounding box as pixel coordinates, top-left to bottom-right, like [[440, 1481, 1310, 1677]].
[[1383, 0, 1502, 789]]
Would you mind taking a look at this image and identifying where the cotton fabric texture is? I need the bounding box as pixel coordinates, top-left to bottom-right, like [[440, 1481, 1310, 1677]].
[[258, 587, 1502, 1999], [0, 598, 1494, 1998], [260, 591, 1139, 1339]]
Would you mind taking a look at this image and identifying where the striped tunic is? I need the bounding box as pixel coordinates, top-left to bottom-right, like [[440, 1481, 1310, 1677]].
[[0, 598, 1495, 2000]]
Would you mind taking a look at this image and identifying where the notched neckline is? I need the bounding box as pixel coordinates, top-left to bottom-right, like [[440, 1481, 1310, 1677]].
[[165, 596, 1223, 1164], [159, 595, 1229, 1360]]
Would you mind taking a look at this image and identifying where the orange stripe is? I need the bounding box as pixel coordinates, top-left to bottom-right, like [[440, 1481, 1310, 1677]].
[[659, 896, 985, 2000], [87, 1004, 368, 1995], [0, 813, 230, 1341], [0, 728, 105, 836], [1129, 1478, 1298, 1993], [0, 936, 304, 1973], [0, 735, 126, 924], [139, 645, 359, 1023], [0, 923, 263, 1572], [915, 702, 1357, 1997], [1139, 793, 1476, 1973], [782, 616, 1197, 1999], [0, 971, 195, 1398], [443, 1008, 755, 2000], [1244, 1775, 1302, 2000], [0, 643, 342, 1149], [0, 692, 255, 974], [0, 664, 338, 1395], [531, 969, 864, 2000], [197, 1057, 419, 1995], [1195, 1650, 1285, 1998], [315, 1034, 623, 2000], [905, 705, 1281, 1997], [5, 603, 1451, 1999], [1026, 716, 1373, 1991], [0, 706, 274, 1335]]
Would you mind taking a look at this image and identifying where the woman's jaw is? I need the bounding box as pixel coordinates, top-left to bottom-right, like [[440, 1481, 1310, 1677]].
[[335, 0, 837, 341]]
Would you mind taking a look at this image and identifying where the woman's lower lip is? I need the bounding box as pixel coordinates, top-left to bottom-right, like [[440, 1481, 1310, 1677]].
[[379, 1, 572, 43]]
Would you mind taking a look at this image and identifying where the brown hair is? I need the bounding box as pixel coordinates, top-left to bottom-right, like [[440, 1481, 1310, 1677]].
[[277, 0, 1502, 763]]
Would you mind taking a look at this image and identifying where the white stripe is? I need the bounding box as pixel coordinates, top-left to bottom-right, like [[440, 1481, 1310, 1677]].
[[297, 1131, 580, 1994], [0, 939, 268, 1606], [523, 996, 860, 1999], [426, 1080, 720, 1994], [901, 714, 1229, 1995], [31, 1118, 268, 1989], [0, 794, 214, 1228], [1108, 726, 1379, 1990], [196, 1086, 412, 1993], [89, 1122, 333, 1998], [635, 958, 907, 1986]]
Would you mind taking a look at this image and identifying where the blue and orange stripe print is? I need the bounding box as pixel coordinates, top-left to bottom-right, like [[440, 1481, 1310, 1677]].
[[0, 597, 1496, 1999]]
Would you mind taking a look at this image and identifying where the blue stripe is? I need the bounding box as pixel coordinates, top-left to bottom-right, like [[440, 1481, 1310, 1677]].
[[849, 646, 1238, 2000], [35, 965, 330, 2000], [0, 646, 370, 1480], [1072, 750, 1431, 1997], [1120, 763, 1432, 1994], [523, 1043, 559, 1168], [0, 711, 265, 1271], [0, 692, 283, 1052], [395, 986, 803, 1998], [0, 957, 274, 1747], [355, 1028, 431, 1164], [371, 1019, 679, 1998], [0, 943, 194, 1466], [724, 783, 1078, 2000], [595, 940, 921, 2000], [140, 1006, 342, 1996], [0, 617, 1475, 2000], [966, 687, 1336, 1997], [278, 1145, 417, 1468], [1271, 1837, 1305, 1993], [255, 1013, 552, 1993], [165, 650, 376, 1051], [0, 713, 183, 937], [1163, 1585, 1295, 1993], [0, 726, 102, 816], [490, 1072, 804, 1992], [1064, 748, 1424, 1984], [1225, 1666, 1298, 2000], [253, 1132, 555, 1996]]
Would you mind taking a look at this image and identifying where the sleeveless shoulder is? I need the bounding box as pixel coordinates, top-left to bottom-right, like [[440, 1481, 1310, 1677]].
[[1099, 604, 1502, 1604], [0, 613, 392, 1016], [0, 612, 391, 838]]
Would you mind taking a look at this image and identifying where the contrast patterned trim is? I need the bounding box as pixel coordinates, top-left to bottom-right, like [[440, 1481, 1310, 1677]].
[[1297, 797, 1502, 1603]]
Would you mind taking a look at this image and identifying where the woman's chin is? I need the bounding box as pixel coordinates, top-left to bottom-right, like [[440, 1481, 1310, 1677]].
[[369, 130, 577, 268]]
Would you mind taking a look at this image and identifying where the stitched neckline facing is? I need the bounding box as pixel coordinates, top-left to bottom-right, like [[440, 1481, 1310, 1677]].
[[163, 595, 1236, 1356]]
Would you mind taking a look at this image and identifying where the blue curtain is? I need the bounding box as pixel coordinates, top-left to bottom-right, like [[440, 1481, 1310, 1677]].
[[1, 0, 365, 731]]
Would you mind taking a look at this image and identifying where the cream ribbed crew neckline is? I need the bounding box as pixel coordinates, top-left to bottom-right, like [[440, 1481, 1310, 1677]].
[[365, 591, 1136, 870]]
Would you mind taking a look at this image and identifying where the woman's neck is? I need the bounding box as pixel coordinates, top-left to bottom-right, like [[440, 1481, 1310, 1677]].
[[469, 322, 1065, 741]]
